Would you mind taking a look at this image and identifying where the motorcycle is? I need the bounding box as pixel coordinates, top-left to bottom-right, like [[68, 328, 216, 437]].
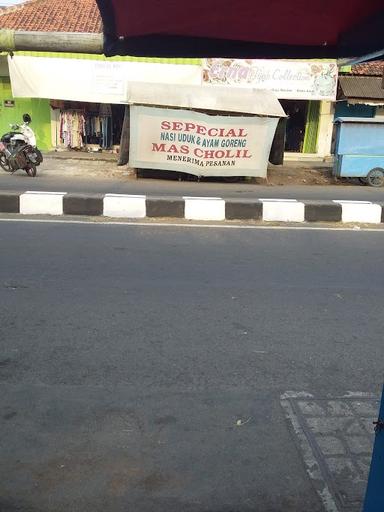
[[0, 114, 43, 177]]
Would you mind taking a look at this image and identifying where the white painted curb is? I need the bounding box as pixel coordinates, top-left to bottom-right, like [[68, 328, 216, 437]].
[[184, 197, 226, 221], [103, 194, 146, 218], [334, 200, 382, 224], [20, 191, 66, 215], [261, 199, 305, 223]]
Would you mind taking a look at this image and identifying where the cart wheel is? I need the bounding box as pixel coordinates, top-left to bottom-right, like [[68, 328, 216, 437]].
[[366, 168, 384, 188], [359, 178, 367, 185]]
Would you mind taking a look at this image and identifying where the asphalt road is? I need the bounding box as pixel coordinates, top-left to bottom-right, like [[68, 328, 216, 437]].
[[0, 220, 383, 512], [1, 163, 384, 201]]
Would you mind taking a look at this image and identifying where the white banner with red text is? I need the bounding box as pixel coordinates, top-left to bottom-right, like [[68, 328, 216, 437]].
[[129, 106, 279, 177]]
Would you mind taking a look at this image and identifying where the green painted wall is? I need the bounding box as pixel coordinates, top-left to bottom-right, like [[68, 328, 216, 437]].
[[0, 77, 51, 150], [303, 100, 320, 153], [11, 51, 201, 65]]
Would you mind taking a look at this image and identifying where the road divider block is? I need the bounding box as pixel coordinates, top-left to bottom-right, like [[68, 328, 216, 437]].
[[334, 200, 382, 224], [225, 200, 263, 220], [304, 201, 342, 222], [0, 192, 20, 213], [63, 194, 103, 216], [19, 191, 66, 215], [260, 199, 305, 222], [146, 197, 185, 218], [103, 194, 146, 218], [184, 197, 226, 221], [1, 191, 384, 226]]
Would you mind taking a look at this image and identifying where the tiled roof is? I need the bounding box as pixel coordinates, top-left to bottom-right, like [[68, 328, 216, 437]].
[[351, 60, 384, 77], [0, 0, 102, 33]]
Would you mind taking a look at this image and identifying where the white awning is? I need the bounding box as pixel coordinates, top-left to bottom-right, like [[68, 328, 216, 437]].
[[126, 82, 286, 117], [8, 55, 202, 104], [8, 55, 286, 117]]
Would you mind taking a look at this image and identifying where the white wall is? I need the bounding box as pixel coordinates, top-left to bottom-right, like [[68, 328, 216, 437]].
[[316, 101, 334, 158]]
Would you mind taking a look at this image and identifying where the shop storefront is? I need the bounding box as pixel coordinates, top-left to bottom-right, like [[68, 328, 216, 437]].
[[0, 55, 52, 151], [5, 54, 337, 160], [5, 53, 202, 154], [202, 59, 338, 159], [50, 100, 125, 152]]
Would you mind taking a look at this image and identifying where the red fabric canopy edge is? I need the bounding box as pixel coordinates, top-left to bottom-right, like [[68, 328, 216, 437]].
[[96, 0, 384, 59]]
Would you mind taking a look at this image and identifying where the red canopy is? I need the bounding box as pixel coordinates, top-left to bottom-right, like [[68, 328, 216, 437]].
[[96, 0, 384, 59]]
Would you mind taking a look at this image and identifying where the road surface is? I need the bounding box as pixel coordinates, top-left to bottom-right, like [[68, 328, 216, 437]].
[[0, 219, 383, 512], [1, 157, 384, 201]]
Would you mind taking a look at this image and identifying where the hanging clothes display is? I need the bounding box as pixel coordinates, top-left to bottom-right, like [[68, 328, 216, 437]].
[[84, 114, 102, 145], [59, 111, 86, 149], [99, 104, 113, 149], [55, 103, 122, 151]]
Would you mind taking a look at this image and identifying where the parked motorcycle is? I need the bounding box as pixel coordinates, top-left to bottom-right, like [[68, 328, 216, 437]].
[[0, 114, 43, 177]]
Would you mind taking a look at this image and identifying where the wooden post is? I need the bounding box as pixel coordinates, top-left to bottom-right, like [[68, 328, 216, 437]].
[[0, 30, 103, 54], [118, 105, 130, 166]]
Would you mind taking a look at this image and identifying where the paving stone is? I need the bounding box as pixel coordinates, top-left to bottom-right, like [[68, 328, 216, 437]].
[[346, 436, 374, 455], [360, 418, 376, 435], [325, 457, 367, 505], [316, 436, 346, 456], [326, 401, 354, 416], [349, 400, 379, 417], [282, 394, 378, 512], [357, 457, 372, 480], [343, 419, 369, 436], [306, 417, 351, 435], [297, 400, 326, 416]]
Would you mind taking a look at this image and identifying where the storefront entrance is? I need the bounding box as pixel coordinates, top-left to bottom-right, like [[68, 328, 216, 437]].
[[51, 101, 125, 152], [280, 99, 320, 154], [280, 100, 308, 152]]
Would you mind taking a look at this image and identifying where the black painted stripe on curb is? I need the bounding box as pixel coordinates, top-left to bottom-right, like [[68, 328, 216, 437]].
[[146, 198, 185, 218], [225, 200, 263, 220], [0, 192, 20, 213], [381, 204, 384, 224], [63, 194, 103, 216], [304, 201, 342, 222]]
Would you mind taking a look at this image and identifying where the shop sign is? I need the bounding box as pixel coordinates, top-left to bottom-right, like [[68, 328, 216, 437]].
[[8, 55, 202, 105], [129, 106, 278, 177], [4, 100, 15, 107], [203, 59, 338, 100]]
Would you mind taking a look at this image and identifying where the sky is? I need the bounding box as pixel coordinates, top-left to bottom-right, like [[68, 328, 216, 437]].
[[0, 0, 25, 5]]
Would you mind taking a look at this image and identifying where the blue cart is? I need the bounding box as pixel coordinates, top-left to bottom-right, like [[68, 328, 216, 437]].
[[333, 117, 384, 187], [363, 385, 384, 512]]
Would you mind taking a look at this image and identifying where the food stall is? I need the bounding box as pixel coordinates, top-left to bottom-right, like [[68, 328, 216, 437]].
[[126, 82, 286, 178], [333, 117, 384, 187]]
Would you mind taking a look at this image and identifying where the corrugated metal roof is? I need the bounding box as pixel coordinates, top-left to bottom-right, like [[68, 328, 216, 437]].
[[339, 75, 384, 100]]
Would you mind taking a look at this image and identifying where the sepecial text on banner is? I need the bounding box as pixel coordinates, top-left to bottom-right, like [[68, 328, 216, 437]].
[[129, 106, 279, 177]]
